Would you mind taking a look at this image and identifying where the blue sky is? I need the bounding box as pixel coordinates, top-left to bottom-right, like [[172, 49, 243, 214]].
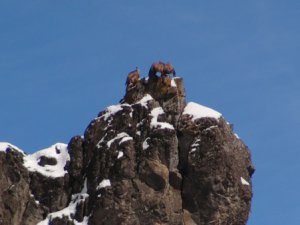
[[1, 1, 299, 224]]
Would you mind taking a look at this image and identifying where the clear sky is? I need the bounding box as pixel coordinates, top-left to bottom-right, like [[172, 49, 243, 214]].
[[1, 1, 299, 224]]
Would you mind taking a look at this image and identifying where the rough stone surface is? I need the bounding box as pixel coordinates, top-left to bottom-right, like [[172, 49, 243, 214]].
[[0, 71, 254, 225], [0, 148, 31, 225]]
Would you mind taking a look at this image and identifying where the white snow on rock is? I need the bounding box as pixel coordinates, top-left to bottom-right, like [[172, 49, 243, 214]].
[[150, 107, 174, 130], [37, 179, 89, 225], [97, 179, 111, 190], [142, 138, 150, 150], [135, 94, 153, 109], [0, 142, 25, 154], [96, 132, 133, 149], [119, 136, 133, 145], [106, 132, 133, 148], [30, 193, 40, 205], [171, 78, 177, 87], [23, 143, 70, 178], [99, 103, 130, 121], [117, 151, 124, 159], [183, 102, 222, 121], [103, 104, 123, 120], [190, 138, 201, 153], [204, 125, 218, 132], [96, 134, 108, 149], [190, 148, 196, 153], [240, 177, 250, 186], [80, 178, 88, 194]]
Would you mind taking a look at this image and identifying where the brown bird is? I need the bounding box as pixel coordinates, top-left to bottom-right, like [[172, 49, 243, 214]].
[[148, 61, 165, 78], [126, 67, 140, 87], [148, 61, 176, 78], [163, 62, 176, 77]]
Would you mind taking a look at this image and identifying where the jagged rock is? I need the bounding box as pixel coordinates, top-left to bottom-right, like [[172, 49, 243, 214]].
[[0, 147, 31, 225], [178, 115, 253, 225], [68, 136, 85, 193], [29, 173, 69, 212], [0, 68, 254, 225]]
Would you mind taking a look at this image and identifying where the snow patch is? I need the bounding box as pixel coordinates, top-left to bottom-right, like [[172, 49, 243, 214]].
[[240, 177, 250, 186], [102, 104, 123, 120], [143, 138, 150, 150], [76, 217, 89, 225], [37, 180, 89, 225], [190, 138, 201, 153], [99, 103, 130, 121], [135, 94, 153, 109], [96, 133, 108, 149], [190, 148, 196, 153], [150, 107, 174, 130], [81, 178, 88, 194], [204, 125, 218, 132], [30, 193, 40, 205], [97, 179, 111, 190], [119, 136, 133, 145], [171, 79, 177, 87], [23, 143, 69, 178], [106, 132, 132, 148], [0, 142, 25, 154], [183, 102, 222, 121], [117, 151, 124, 159]]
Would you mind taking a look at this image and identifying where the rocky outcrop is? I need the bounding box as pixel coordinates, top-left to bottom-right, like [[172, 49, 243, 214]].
[[0, 70, 254, 225]]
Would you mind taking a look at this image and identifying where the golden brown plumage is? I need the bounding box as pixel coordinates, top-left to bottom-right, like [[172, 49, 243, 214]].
[[148, 61, 176, 78], [163, 63, 176, 77], [126, 67, 140, 87]]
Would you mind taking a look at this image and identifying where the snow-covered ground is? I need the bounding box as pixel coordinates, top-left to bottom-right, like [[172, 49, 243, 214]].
[[183, 102, 222, 120], [150, 107, 174, 130], [135, 94, 153, 109], [0, 142, 25, 154], [97, 179, 111, 190], [23, 143, 70, 178]]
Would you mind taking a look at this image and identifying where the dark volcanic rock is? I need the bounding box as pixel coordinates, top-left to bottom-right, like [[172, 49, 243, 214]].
[[178, 116, 253, 225], [0, 69, 254, 225], [0, 147, 31, 225]]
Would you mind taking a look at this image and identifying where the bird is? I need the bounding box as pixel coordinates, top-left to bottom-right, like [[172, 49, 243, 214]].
[[126, 67, 140, 87]]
